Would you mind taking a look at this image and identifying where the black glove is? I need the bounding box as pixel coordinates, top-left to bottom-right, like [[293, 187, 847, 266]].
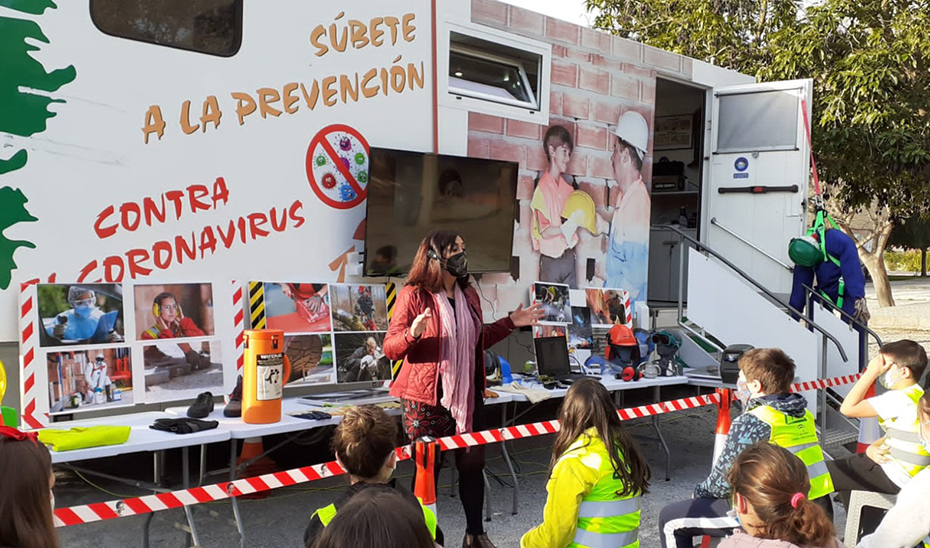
[[150, 418, 219, 434]]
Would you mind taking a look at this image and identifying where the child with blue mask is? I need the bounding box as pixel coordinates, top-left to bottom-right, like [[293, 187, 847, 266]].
[[858, 391, 930, 548], [825, 339, 929, 526]]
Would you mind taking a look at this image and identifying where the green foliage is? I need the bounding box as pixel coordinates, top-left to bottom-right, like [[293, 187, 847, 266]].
[[889, 216, 930, 251], [36, 284, 68, 319], [588, 0, 930, 216], [884, 249, 923, 273]]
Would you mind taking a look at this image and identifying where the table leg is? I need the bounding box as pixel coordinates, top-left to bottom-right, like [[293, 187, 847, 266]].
[[230, 440, 246, 548], [181, 446, 202, 547], [652, 386, 671, 481], [482, 469, 492, 522], [500, 402, 519, 515]]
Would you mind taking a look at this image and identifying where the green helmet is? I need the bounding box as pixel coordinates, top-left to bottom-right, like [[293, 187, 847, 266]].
[[788, 235, 822, 267]]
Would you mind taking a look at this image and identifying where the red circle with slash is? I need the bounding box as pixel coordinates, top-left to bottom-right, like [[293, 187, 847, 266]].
[[305, 124, 370, 210]]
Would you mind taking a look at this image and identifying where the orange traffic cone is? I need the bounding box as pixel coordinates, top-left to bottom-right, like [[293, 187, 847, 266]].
[[237, 437, 277, 499], [414, 437, 438, 518], [712, 388, 733, 466]]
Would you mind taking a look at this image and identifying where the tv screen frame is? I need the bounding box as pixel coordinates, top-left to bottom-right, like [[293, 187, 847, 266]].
[[364, 147, 519, 277]]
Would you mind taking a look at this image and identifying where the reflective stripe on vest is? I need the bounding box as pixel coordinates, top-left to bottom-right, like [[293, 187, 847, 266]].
[[144, 327, 161, 339], [881, 385, 930, 478], [578, 498, 640, 519], [573, 527, 639, 548], [749, 406, 834, 500], [559, 430, 641, 548]]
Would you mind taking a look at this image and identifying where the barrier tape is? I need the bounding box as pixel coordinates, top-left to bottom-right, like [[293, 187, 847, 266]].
[[53, 373, 860, 527]]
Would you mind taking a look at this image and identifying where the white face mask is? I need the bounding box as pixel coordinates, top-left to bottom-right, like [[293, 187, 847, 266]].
[[50, 491, 55, 512], [879, 368, 901, 389]]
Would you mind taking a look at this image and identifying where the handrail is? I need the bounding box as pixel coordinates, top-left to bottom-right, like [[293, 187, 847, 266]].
[[801, 284, 883, 347], [663, 223, 848, 363], [710, 217, 794, 272]]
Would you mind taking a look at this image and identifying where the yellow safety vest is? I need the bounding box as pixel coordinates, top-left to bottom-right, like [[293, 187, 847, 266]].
[[560, 429, 641, 548], [880, 384, 930, 479], [312, 495, 438, 540], [749, 406, 834, 500]]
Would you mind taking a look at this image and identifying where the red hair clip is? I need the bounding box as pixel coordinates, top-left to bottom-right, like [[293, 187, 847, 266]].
[[0, 425, 39, 444]]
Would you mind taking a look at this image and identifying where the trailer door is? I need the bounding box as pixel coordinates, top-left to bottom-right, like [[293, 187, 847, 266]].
[[704, 79, 813, 298]]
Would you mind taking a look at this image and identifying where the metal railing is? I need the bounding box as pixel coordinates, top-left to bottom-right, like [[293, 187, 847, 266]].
[[710, 217, 795, 272], [662, 224, 848, 438]]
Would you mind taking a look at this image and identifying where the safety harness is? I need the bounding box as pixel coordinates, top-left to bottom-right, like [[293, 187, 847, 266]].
[[807, 207, 846, 309]]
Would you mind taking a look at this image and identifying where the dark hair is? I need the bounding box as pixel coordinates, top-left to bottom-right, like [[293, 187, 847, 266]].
[[618, 139, 644, 172], [331, 406, 397, 480], [727, 442, 834, 547], [312, 487, 433, 548], [153, 291, 177, 307], [0, 436, 58, 548], [405, 230, 468, 294], [739, 348, 795, 394], [550, 378, 650, 497], [880, 339, 928, 382], [543, 125, 573, 162]]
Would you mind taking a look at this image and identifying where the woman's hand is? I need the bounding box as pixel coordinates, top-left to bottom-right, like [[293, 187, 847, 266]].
[[509, 302, 544, 328], [410, 308, 432, 338]]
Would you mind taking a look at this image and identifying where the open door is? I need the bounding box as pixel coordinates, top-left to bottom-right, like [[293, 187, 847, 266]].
[[703, 79, 813, 298]]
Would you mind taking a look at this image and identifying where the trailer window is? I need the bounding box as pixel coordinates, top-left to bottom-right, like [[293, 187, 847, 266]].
[[90, 0, 242, 57], [449, 32, 541, 111], [716, 90, 798, 153]]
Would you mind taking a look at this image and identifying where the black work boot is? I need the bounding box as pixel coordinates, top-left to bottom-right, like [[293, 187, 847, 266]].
[[224, 375, 243, 418], [187, 391, 214, 418]]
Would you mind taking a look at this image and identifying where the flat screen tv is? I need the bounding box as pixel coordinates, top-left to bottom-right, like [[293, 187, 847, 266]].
[[365, 147, 518, 276]]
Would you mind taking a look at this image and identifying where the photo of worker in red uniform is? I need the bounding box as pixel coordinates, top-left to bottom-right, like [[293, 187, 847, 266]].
[[261, 282, 332, 333]]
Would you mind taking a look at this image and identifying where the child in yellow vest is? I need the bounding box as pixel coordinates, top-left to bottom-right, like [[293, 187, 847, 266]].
[[521, 378, 651, 548], [302, 405, 440, 548], [828, 339, 929, 522]]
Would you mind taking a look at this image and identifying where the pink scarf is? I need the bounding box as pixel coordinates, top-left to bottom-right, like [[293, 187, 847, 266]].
[[432, 284, 479, 434]]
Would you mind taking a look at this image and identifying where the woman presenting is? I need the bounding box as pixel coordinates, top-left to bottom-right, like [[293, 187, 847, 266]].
[[385, 230, 543, 548]]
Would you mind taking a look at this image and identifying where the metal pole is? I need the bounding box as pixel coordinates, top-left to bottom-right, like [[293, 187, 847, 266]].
[[710, 217, 794, 271], [820, 334, 828, 439], [677, 232, 686, 321]]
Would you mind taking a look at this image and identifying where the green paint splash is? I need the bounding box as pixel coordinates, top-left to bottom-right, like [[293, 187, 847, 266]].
[[0, 0, 75, 289], [0, 187, 38, 289]]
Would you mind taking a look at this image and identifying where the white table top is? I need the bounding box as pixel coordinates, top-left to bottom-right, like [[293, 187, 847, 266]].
[[45, 411, 230, 464], [501, 374, 690, 402]]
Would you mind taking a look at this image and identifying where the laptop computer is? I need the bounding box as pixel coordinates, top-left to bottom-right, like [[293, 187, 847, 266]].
[[535, 336, 586, 384]]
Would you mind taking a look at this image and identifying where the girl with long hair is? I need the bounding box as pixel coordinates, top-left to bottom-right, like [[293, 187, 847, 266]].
[[722, 442, 846, 548], [0, 426, 58, 548], [384, 229, 543, 548], [522, 378, 651, 548]]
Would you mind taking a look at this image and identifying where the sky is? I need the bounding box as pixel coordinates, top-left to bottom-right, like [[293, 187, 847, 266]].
[[499, 0, 598, 27]]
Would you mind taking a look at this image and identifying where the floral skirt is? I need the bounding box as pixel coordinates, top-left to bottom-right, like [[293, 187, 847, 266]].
[[401, 399, 456, 441]]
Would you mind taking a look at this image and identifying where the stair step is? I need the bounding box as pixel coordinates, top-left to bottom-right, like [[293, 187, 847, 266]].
[[821, 428, 858, 449]]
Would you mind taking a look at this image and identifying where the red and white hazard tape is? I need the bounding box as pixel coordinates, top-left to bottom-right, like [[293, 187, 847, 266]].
[[232, 280, 245, 372], [53, 373, 859, 527], [792, 373, 860, 393]]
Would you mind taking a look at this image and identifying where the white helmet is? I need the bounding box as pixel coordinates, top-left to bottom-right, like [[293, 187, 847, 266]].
[[614, 111, 648, 161]]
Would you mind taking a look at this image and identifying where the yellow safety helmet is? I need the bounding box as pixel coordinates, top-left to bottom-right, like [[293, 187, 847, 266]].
[[561, 190, 597, 234], [0, 359, 6, 403]]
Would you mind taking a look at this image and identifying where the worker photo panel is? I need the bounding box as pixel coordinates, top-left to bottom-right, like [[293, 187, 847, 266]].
[[333, 332, 391, 383], [36, 283, 126, 348], [141, 339, 223, 404], [568, 307, 594, 349], [133, 283, 216, 342], [533, 325, 567, 339], [585, 287, 632, 327], [329, 284, 389, 332], [46, 346, 134, 415], [255, 282, 333, 333], [532, 281, 571, 324], [283, 333, 335, 386]]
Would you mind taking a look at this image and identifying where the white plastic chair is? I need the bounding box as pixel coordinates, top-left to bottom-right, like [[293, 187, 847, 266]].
[[843, 490, 897, 545]]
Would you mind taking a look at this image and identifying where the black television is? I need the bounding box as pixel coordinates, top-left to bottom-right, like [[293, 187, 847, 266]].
[[365, 147, 518, 276]]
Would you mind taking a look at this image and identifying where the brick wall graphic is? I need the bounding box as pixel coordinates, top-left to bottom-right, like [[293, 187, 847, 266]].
[[470, 0, 692, 320]]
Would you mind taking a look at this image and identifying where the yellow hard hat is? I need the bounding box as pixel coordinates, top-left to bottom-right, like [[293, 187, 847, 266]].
[[561, 190, 597, 234]]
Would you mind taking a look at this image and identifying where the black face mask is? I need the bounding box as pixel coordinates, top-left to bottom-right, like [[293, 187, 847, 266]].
[[444, 251, 468, 279]]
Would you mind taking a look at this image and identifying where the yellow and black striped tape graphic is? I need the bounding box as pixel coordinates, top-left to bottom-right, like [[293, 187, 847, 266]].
[[386, 282, 403, 378], [249, 281, 266, 329]]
